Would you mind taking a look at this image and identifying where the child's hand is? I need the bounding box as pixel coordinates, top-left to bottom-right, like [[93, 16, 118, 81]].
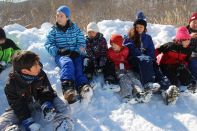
[[190, 33, 197, 38], [80, 47, 86, 53], [41, 101, 56, 122]]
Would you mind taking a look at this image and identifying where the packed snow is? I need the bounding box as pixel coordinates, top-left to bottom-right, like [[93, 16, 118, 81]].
[[0, 20, 197, 131]]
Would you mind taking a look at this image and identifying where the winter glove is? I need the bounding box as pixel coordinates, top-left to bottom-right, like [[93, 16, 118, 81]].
[[41, 101, 56, 122], [57, 49, 71, 56], [22, 117, 41, 131], [57, 49, 79, 59]]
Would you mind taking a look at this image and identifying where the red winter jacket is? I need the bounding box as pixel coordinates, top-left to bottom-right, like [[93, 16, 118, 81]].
[[107, 46, 129, 70], [156, 42, 192, 65]]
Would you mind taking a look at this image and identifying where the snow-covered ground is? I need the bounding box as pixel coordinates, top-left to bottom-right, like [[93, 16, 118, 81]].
[[0, 20, 197, 131]]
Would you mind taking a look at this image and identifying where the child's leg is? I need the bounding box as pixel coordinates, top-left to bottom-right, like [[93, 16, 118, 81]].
[[189, 58, 197, 80], [73, 56, 89, 89], [55, 56, 75, 81], [160, 65, 179, 86], [0, 109, 19, 131], [103, 60, 117, 84], [52, 97, 73, 130]]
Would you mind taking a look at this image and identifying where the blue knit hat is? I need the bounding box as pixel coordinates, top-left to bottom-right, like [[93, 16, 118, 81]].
[[57, 5, 71, 18], [136, 11, 146, 20]]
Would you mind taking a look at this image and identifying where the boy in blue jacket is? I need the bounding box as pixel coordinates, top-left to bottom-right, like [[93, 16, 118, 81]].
[[45, 5, 93, 104], [0, 51, 74, 131]]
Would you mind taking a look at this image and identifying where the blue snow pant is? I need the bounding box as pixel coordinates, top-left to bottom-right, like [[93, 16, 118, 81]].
[[189, 58, 197, 80], [55, 55, 88, 90], [132, 56, 170, 90]]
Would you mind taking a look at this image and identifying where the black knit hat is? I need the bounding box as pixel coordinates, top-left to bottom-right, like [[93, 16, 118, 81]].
[[133, 19, 147, 28], [0, 27, 6, 39]]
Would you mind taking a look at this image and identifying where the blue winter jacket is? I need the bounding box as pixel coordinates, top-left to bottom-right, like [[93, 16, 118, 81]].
[[123, 33, 155, 60], [45, 21, 86, 56]]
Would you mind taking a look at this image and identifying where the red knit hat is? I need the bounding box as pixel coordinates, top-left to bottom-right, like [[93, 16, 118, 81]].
[[175, 26, 191, 41], [189, 12, 197, 23], [110, 34, 123, 47]]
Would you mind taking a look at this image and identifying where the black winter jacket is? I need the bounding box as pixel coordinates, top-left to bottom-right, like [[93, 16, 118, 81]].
[[4, 70, 57, 122]]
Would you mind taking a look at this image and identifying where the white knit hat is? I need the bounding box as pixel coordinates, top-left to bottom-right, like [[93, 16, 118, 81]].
[[87, 22, 99, 33]]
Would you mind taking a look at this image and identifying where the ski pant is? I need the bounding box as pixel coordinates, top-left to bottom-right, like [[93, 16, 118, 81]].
[[118, 71, 143, 98], [55, 55, 88, 90], [0, 97, 71, 131], [189, 58, 197, 80], [84, 59, 118, 84], [160, 64, 195, 86]]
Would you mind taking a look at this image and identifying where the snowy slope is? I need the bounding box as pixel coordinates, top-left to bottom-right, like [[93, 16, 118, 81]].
[[0, 20, 197, 131]]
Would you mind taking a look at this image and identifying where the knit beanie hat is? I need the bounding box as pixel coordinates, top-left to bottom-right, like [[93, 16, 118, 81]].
[[189, 12, 197, 23], [0, 27, 6, 39], [134, 11, 147, 28], [175, 26, 191, 41], [87, 22, 99, 33], [110, 34, 123, 47], [57, 5, 71, 18], [136, 11, 146, 20]]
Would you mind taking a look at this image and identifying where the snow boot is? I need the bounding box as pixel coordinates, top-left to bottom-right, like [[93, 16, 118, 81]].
[[103, 75, 120, 92], [162, 85, 179, 105], [187, 80, 197, 93], [79, 84, 93, 103], [56, 117, 74, 131], [132, 85, 152, 103], [62, 80, 80, 104]]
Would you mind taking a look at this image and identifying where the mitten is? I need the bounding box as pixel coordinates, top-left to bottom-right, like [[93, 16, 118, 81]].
[[57, 49, 71, 56], [41, 101, 56, 122]]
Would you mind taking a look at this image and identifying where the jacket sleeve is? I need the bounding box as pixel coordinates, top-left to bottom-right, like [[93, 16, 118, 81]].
[[4, 83, 31, 122], [76, 26, 86, 54], [190, 38, 197, 53], [145, 35, 155, 59], [157, 42, 173, 53], [33, 70, 57, 105], [85, 39, 95, 59], [100, 37, 108, 58], [44, 27, 58, 56]]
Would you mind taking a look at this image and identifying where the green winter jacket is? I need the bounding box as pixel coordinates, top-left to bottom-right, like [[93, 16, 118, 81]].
[[0, 39, 20, 63]]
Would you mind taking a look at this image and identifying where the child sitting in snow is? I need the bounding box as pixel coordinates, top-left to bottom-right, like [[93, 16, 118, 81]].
[[84, 22, 119, 91], [45, 5, 93, 104], [157, 26, 196, 96], [124, 11, 178, 105], [0, 51, 74, 131], [107, 34, 152, 103], [84, 22, 108, 80], [187, 12, 197, 80], [0, 27, 20, 73]]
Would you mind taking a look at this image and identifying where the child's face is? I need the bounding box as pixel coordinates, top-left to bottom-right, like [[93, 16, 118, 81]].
[[190, 20, 197, 30], [111, 43, 121, 52], [135, 24, 145, 34], [182, 39, 190, 48], [0, 38, 5, 44], [56, 12, 68, 26], [88, 31, 97, 38], [21, 61, 41, 76]]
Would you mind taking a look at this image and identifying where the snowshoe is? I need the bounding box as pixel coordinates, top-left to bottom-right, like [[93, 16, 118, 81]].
[[162, 85, 179, 105], [5, 125, 20, 131], [56, 117, 74, 131]]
